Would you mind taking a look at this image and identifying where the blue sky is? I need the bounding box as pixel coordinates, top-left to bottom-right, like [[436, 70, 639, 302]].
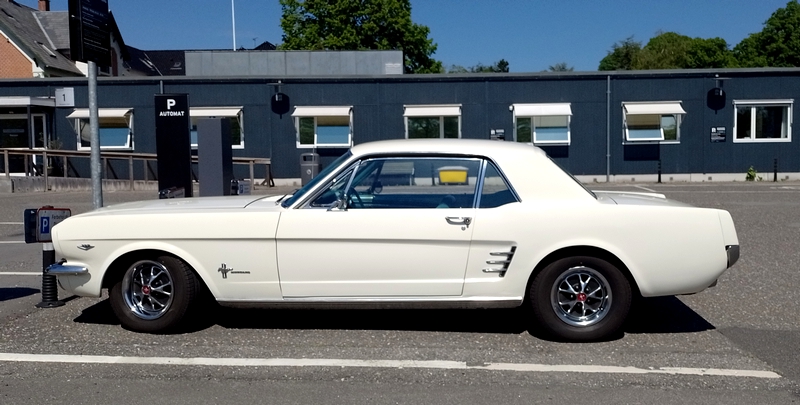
[[24, 0, 793, 72]]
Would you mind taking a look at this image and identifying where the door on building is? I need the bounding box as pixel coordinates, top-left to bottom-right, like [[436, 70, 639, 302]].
[[0, 114, 47, 174]]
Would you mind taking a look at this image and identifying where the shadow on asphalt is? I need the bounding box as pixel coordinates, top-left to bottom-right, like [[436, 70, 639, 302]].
[[0, 287, 39, 302], [71, 295, 714, 339], [215, 306, 530, 334], [73, 299, 120, 326], [625, 296, 715, 334]]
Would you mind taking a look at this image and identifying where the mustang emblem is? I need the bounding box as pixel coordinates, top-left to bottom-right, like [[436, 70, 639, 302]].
[[218, 263, 250, 279], [77, 244, 94, 251]]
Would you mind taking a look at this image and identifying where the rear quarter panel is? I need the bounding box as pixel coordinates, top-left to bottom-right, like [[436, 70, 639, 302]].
[[464, 199, 729, 298]]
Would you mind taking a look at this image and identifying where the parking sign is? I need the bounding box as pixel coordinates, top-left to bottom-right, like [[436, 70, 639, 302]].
[[35, 207, 71, 243]]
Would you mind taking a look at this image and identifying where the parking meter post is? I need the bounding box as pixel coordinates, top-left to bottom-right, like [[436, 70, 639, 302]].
[[36, 242, 63, 308]]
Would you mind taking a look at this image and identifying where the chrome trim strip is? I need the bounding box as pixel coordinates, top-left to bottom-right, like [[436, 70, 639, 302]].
[[45, 263, 88, 276], [217, 296, 524, 310], [485, 260, 510, 265], [489, 251, 515, 256], [482, 268, 506, 273]]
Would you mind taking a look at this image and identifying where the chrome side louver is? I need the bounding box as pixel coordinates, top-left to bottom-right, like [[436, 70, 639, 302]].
[[482, 246, 517, 277]]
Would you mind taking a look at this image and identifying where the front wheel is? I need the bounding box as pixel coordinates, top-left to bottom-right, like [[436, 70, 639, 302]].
[[529, 256, 631, 342], [109, 255, 200, 333]]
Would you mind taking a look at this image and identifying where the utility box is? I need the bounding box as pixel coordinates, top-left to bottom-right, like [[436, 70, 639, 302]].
[[230, 179, 251, 195], [197, 118, 234, 196], [300, 153, 320, 185]]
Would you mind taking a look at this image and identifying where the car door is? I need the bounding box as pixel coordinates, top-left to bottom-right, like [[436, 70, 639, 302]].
[[276, 156, 481, 298]]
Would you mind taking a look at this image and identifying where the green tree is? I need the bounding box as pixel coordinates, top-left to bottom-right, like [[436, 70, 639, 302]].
[[598, 36, 641, 70], [600, 32, 736, 70], [636, 31, 692, 69], [547, 62, 574, 72], [733, 0, 800, 67], [447, 59, 509, 73], [278, 0, 442, 73], [686, 37, 737, 68]]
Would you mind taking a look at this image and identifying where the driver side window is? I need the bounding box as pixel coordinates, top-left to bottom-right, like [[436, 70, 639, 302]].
[[309, 157, 481, 209]]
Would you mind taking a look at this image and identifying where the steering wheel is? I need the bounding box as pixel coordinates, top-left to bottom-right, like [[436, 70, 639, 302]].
[[347, 187, 364, 208]]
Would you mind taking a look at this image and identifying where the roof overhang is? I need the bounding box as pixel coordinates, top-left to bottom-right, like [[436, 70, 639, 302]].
[[623, 102, 686, 115], [190, 107, 243, 118], [67, 108, 133, 119], [0, 96, 55, 107], [510, 103, 572, 116], [403, 105, 461, 117], [292, 106, 352, 117]]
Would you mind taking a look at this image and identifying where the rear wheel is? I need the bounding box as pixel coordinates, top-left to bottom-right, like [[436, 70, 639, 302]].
[[530, 256, 631, 341], [109, 255, 199, 333]]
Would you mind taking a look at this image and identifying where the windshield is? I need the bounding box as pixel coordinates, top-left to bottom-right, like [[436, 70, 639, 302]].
[[281, 151, 353, 208]]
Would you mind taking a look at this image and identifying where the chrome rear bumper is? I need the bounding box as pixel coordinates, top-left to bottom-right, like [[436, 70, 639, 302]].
[[726, 245, 740, 268]]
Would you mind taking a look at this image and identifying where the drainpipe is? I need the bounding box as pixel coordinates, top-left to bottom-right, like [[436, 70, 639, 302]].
[[606, 75, 611, 182]]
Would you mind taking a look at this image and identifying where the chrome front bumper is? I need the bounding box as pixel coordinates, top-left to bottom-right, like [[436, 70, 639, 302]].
[[45, 263, 88, 276]]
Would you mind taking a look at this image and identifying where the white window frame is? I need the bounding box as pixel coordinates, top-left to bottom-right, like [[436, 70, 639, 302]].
[[403, 104, 462, 139], [292, 106, 353, 148], [510, 103, 572, 145], [733, 99, 793, 143], [622, 101, 685, 144], [67, 108, 134, 151], [190, 107, 244, 149]]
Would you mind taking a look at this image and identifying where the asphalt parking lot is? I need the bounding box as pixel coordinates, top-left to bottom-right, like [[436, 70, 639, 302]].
[[1, 182, 799, 404]]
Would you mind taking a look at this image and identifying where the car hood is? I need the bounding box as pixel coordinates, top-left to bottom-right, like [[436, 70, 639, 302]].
[[74, 195, 278, 217], [593, 190, 692, 207]]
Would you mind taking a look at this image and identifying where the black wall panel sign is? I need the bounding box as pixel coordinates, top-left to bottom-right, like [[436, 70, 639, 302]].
[[154, 94, 193, 197], [68, 0, 111, 67]]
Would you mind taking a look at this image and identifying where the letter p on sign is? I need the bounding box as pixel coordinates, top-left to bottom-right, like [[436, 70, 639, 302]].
[[167, 99, 176, 110]]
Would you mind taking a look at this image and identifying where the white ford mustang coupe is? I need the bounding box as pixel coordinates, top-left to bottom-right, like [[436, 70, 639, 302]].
[[47, 139, 739, 341]]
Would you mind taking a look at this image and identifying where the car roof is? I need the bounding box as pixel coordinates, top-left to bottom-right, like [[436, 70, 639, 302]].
[[349, 138, 549, 160]]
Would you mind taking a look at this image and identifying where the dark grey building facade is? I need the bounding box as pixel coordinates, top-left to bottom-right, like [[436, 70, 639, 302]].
[[1, 68, 798, 183]]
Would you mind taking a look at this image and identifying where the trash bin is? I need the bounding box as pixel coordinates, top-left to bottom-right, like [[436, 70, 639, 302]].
[[300, 153, 320, 185]]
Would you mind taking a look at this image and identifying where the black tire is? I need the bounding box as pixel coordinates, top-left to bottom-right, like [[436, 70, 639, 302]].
[[529, 256, 631, 342], [109, 255, 200, 333]]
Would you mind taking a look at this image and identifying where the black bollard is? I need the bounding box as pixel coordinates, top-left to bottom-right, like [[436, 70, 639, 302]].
[[36, 242, 64, 308], [657, 160, 662, 184], [774, 158, 778, 182]]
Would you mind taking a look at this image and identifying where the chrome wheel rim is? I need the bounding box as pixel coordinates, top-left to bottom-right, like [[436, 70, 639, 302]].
[[550, 266, 612, 327], [122, 260, 174, 320]]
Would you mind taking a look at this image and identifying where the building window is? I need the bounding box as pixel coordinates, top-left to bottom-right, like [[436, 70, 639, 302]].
[[403, 105, 461, 139], [67, 108, 133, 150], [190, 107, 244, 149], [510, 103, 572, 145], [292, 106, 353, 148], [733, 100, 792, 143], [622, 102, 685, 143]]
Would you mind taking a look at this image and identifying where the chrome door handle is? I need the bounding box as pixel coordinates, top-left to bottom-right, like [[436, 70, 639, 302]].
[[445, 216, 472, 227]]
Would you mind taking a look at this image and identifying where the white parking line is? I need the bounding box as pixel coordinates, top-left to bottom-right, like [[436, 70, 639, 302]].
[[0, 241, 24, 244], [0, 222, 23, 225], [0, 272, 40, 276], [635, 185, 657, 193], [0, 353, 781, 379]]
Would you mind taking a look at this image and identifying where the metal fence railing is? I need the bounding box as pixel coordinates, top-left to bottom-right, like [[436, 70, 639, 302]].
[[1, 148, 274, 191]]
